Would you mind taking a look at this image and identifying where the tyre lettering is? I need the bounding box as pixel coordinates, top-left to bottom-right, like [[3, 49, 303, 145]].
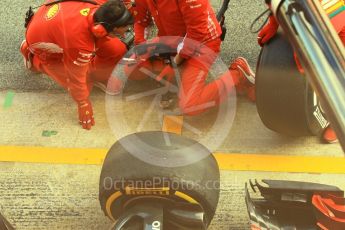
[[125, 186, 170, 195], [152, 220, 161, 229], [313, 106, 328, 128]]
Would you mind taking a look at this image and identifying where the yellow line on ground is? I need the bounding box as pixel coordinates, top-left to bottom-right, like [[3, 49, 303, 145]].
[[0, 146, 106, 165], [0, 146, 345, 174], [216, 153, 345, 174]]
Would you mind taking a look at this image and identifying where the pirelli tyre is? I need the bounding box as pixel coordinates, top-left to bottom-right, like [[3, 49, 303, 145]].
[[99, 131, 220, 229], [255, 32, 329, 136]]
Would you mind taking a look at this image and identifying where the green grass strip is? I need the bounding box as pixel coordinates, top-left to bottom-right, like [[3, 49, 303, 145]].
[[3, 91, 15, 109]]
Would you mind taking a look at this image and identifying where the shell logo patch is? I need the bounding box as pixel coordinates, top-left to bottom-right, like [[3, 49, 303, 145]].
[[80, 8, 90, 16], [45, 4, 59, 20], [321, 0, 345, 18]]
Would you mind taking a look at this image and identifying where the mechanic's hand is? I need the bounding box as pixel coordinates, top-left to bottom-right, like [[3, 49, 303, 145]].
[[258, 15, 279, 46], [155, 64, 175, 85], [77, 99, 95, 130]]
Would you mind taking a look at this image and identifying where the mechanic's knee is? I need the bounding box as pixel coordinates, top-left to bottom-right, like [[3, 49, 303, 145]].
[[178, 99, 205, 116]]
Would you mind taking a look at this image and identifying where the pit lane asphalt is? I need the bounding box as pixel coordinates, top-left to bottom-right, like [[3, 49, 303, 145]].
[[0, 89, 343, 229], [0, 161, 344, 230]]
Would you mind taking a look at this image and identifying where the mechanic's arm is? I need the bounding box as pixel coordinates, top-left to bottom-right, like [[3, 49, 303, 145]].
[[133, 0, 152, 45], [64, 48, 95, 130], [177, 0, 214, 61]]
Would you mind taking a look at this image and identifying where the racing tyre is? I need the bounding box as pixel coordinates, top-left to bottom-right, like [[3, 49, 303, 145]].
[[99, 131, 220, 229], [255, 33, 328, 136]]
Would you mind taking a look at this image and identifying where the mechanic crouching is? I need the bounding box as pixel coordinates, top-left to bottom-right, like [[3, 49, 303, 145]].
[[114, 0, 256, 116], [257, 0, 345, 143], [20, 0, 133, 130]]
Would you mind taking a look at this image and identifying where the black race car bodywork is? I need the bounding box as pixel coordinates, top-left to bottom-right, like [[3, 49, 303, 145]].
[[245, 179, 345, 229]]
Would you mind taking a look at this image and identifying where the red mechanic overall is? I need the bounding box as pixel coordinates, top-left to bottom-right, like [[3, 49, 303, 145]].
[[130, 0, 255, 115], [22, 0, 128, 129]]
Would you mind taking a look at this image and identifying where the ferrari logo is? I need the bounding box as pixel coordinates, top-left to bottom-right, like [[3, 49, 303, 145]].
[[80, 8, 90, 16], [45, 4, 59, 20]]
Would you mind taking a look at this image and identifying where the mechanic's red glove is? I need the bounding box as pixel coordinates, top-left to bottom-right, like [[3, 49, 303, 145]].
[[155, 64, 175, 85], [258, 15, 279, 46], [77, 99, 95, 130]]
